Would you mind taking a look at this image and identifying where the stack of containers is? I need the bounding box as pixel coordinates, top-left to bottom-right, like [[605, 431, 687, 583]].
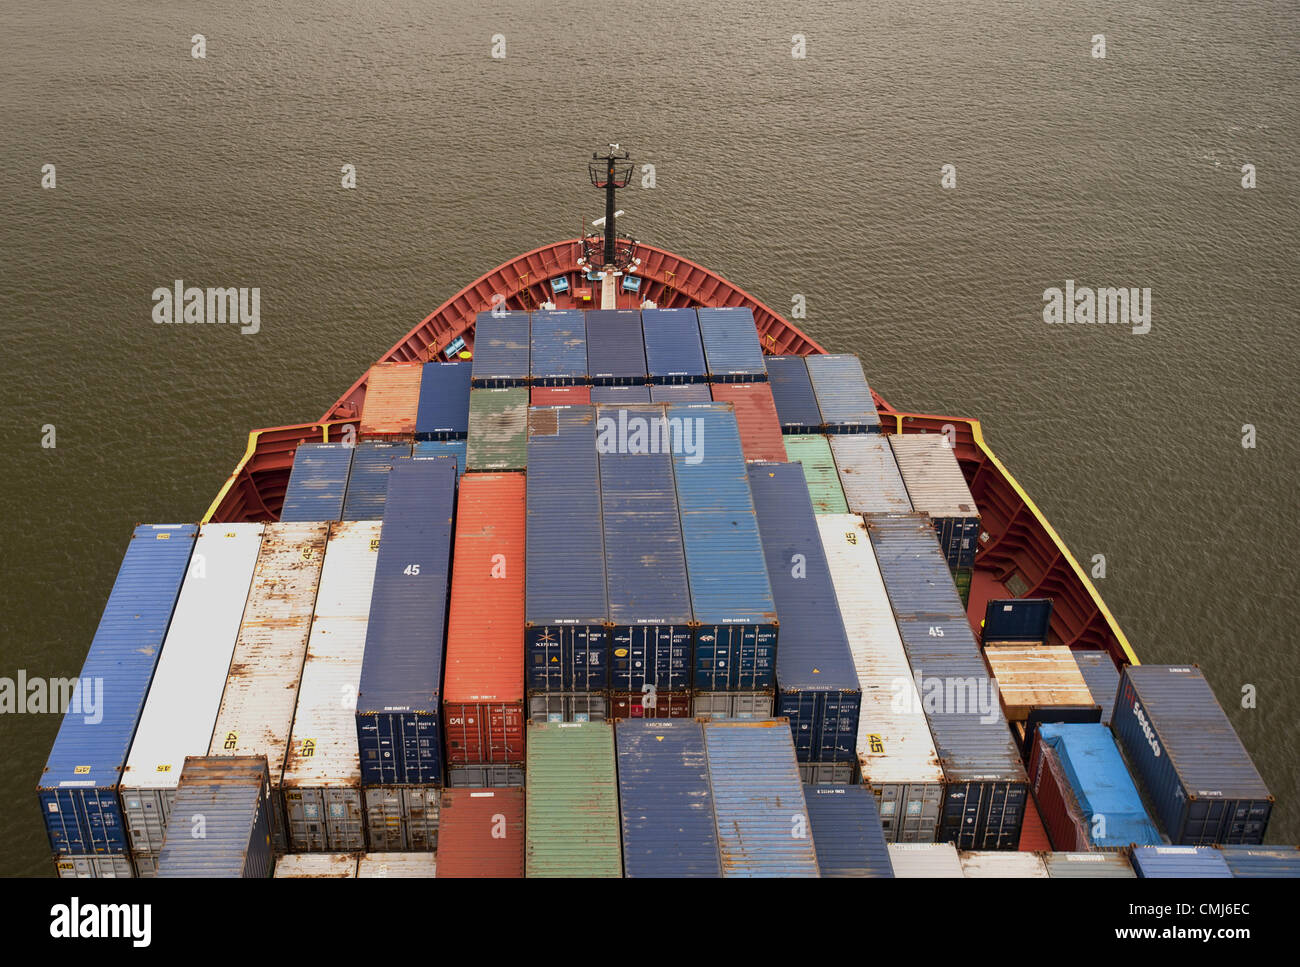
[[804, 785, 895, 877], [816, 516, 945, 841], [357, 853, 438, 877], [651, 384, 711, 402], [701, 720, 819, 877], [590, 385, 651, 404], [889, 434, 980, 600], [273, 853, 359, 878], [958, 851, 1050, 878], [1112, 664, 1273, 844], [280, 444, 355, 522], [470, 310, 530, 387], [155, 757, 273, 878], [120, 523, 263, 876], [641, 307, 707, 384], [1041, 852, 1136, 878], [356, 460, 457, 850], [616, 720, 722, 878], [466, 386, 528, 471], [529, 308, 587, 386], [442, 473, 526, 786], [805, 354, 880, 433], [866, 513, 1028, 850], [887, 843, 964, 877], [415, 360, 472, 440], [281, 521, 382, 852], [1072, 651, 1122, 726], [695, 307, 768, 382], [667, 403, 779, 719], [597, 403, 694, 712], [359, 362, 424, 437], [783, 435, 849, 513], [1216, 846, 1300, 878], [525, 406, 611, 722], [412, 438, 468, 478], [40, 524, 197, 878], [748, 462, 861, 782], [829, 435, 914, 515], [710, 383, 787, 462], [525, 721, 622, 877], [1130, 846, 1234, 878], [340, 441, 410, 520], [435, 788, 525, 877], [585, 309, 647, 385], [208, 521, 330, 855], [530, 385, 591, 405], [764, 355, 822, 433]]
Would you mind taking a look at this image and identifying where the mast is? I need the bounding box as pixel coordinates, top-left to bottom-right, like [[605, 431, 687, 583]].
[[587, 145, 633, 269]]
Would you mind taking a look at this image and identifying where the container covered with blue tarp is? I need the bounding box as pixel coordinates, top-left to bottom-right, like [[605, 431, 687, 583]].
[[641, 307, 707, 383], [341, 441, 411, 520], [1131, 846, 1233, 878], [530, 309, 587, 385], [805, 354, 880, 433], [415, 360, 472, 439], [804, 784, 894, 878], [280, 443, 354, 521], [470, 310, 530, 386], [765, 355, 822, 433], [695, 306, 767, 382], [585, 309, 647, 385]]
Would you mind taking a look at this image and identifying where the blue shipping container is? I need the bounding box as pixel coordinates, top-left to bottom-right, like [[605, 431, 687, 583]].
[[650, 383, 712, 402], [415, 360, 472, 439], [412, 438, 467, 478], [765, 355, 822, 433], [155, 757, 272, 878], [341, 441, 411, 520], [666, 403, 778, 691], [1216, 846, 1300, 878], [470, 310, 530, 386], [525, 406, 610, 691], [590, 385, 651, 404], [804, 784, 894, 878], [585, 309, 647, 385], [530, 309, 587, 385], [356, 459, 457, 785], [1131, 846, 1233, 879], [695, 307, 767, 382], [615, 720, 722, 878], [747, 462, 860, 768], [39, 524, 197, 856], [805, 354, 880, 433], [279, 443, 354, 521], [641, 307, 708, 384]]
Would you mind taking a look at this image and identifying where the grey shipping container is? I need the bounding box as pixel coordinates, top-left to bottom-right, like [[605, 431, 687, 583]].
[[155, 757, 273, 878], [829, 435, 914, 515], [280, 443, 355, 521], [805, 354, 879, 433], [804, 785, 894, 878], [340, 441, 411, 520], [528, 692, 608, 724], [1042, 851, 1136, 878], [585, 309, 647, 384], [888, 434, 979, 569], [1073, 650, 1122, 726], [55, 855, 135, 879], [695, 307, 767, 382], [691, 691, 774, 721], [363, 786, 440, 851]]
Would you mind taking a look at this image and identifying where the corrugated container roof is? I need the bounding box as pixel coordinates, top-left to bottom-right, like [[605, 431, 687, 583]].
[[1072, 651, 1122, 726], [340, 441, 410, 520], [444, 474, 525, 703], [702, 720, 819, 878], [208, 522, 329, 778], [829, 435, 914, 514], [123, 523, 263, 792], [585, 309, 647, 383], [650, 383, 711, 402], [865, 513, 968, 618], [526, 722, 622, 877], [1131, 846, 1234, 878], [616, 720, 722, 878], [470, 310, 530, 384], [360, 362, 424, 435], [804, 785, 894, 878], [695, 306, 767, 380], [765, 355, 822, 432], [415, 360, 472, 438], [710, 383, 787, 462], [357, 853, 437, 877], [590, 384, 651, 403], [156, 757, 272, 878], [889, 434, 979, 518], [1216, 846, 1300, 878], [958, 851, 1050, 878], [783, 435, 849, 513], [412, 438, 467, 477], [887, 843, 964, 878], [529, 308, 587, 383], [280, 443, 354, 521], [282, 521, 382, 789], [530, 385, 591, 405], [1042, 851, 1136, 878], [805, 354, 879, 431], [466, 387, 528, 471], [274, 853, 358, 877], [641, 307, 707, 382], [436, 788, 525, 878]]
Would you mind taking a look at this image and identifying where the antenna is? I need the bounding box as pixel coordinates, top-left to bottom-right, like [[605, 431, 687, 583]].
[[587, 145, 633, 269]]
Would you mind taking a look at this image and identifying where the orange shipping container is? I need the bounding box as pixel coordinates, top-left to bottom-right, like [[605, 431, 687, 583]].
[[359, 362, 424, 436], [710, 383, 787, 462]]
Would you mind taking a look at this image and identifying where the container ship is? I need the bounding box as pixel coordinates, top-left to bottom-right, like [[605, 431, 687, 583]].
[[38, 150, 1294, 879]]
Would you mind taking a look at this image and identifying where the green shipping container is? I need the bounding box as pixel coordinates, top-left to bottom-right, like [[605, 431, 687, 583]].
[[525, 721, 622, 877], [467, 387, 528, 471], [783, 434, 848, 514], [952, 567, 973, 608]]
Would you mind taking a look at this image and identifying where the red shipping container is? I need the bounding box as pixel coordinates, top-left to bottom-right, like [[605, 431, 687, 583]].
[[1028, 730, 1091, 851], [436, 788, 525, 878], [443, 473, 526, 767], [608, 691, 692, 720], [360, 362, 424, 436], [1018, 793, 1052, 852], [530, 385, 591, 405], [709, 383, 786, 462]]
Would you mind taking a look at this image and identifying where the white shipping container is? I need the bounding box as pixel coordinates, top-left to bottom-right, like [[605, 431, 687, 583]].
[[828, 435, 914, 515], [120, 523, 265, 864], [274, 853, 359, 878], [887, 843, 963, 878], [56, 854, 135, 879], [357, 852, 438, 877], [816, 515, 944, 842], [208, 521, 330, 853], [282, 521, 381, 852], [691, 691, 774, 721], [1043, 851, 1136, 878], [887, 434, 978, 518], [959, 850, 1050, 878]]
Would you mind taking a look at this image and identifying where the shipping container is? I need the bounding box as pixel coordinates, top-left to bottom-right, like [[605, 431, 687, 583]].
[[54, 855, 135, 879], [829, 435, 914, 514], [692, 691, 774, 720], [764, 355, 822, 433], [667, 403, 778, 691], [609, 691, 693, 720], [357, 852, 438, 877], [282, 521, 382, 852], [525, 406, 610, 692], [280, 443, 354, 522], [1041, 851, 1135, 878], [340, 441, 411, 520], [530, 384, 591, 405], [805, 354, 879, 433], [585, 308, 648, 384], [887, 843, 964, 878], [466, 386, 528, 471], [1216, 846, 1300, 878], [958, 851, 1049, 878], [748, 463, 860, 777], [362, 786, 439, 851], [415, 360, 472, 440], [529, 308, 587, 385], [436, 788, 525, 878], [889, 435, 979, 569], [526, 722, 622, 877], [1112, 664, 1272, 845], [470, 310, 530, 387], [273, 853, 358, 877], [695, 306, 767, 382], [616, 720, 722, 878], [1073, 651, 1122, 726], [982, 598, 1053, 645], [446, 765, 524, 787], [155, 757, 273, 878], [1131, 846, 1233, 878], [356, 459, 457, 786], [444, 474, 526, 773], [641, 307, 708, 383], [816, 516, 945, 842], [121, 523, 263, 868], [710, 383, 787, 462], [590, 384, 651, 403], [40, 524, 197, 859], [412, 438, 468, 478], [782, 435, 849, 514], [360, 362, 424, 436], [983, 645, 1096, 721], [597, 403, 693, 693], [650, 383, 711, 402], [702, 719, 819, 878], [528, 693, 608, 723], [804, 785, 894, 878]]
